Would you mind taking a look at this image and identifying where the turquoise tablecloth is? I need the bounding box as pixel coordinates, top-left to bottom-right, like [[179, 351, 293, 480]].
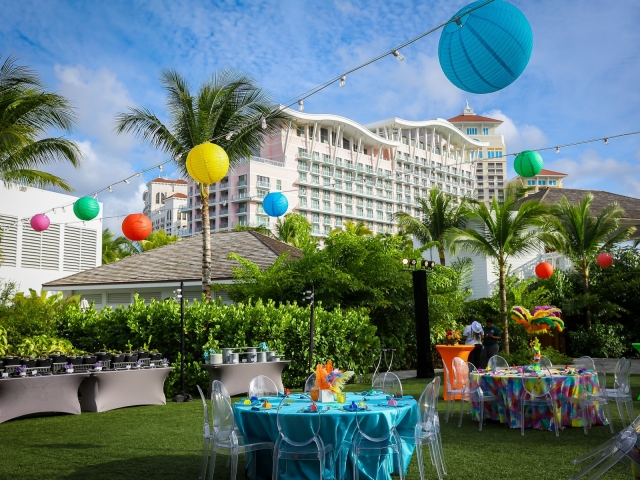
[[234, 392, 419, 480]]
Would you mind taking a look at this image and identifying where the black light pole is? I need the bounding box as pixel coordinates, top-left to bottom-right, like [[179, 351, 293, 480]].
[[403, 258, 435, 378], [173, 281, 192, 402], [303, 285, 315, 372]]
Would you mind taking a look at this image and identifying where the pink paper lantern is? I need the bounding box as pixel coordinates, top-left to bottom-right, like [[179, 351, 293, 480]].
[[30, 214, 50, 232]]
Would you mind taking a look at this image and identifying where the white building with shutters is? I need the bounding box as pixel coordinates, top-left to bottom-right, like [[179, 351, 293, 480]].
[[0, 184, 102, 293]]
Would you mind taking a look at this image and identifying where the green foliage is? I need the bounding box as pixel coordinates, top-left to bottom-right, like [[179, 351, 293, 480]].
[[102, 228, 136, 264], [13, 335, 74, 357], [274, 212, 318, 252], [499, 346, 572, 367], [568, 323, 626, 358], [136, 230, 179, 252], [461, 298, 499, 323]]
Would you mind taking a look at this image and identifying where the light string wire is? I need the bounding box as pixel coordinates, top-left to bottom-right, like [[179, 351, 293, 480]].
[[505, 130, 640, 157]]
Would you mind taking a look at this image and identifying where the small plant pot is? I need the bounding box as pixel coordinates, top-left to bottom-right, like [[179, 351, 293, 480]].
[[150, 353, 163, 361], [20, 358, 37, 368], [210, 354, 223, 365], [137, 350, 150, 360], [19, 371, 27, 377], [3, 356, 20, 366], [0, 360, 4, 369], [95, 352, 112, 363], [68, 356, 83, 366], [37, 358, 53, 368], [124, 353, 138, 363], [94, 366, 102, 371], [50, 354, 68, 364], [83, 355, 97, 365], [111, 354, 125, 363], [65, 368, 74, 374]]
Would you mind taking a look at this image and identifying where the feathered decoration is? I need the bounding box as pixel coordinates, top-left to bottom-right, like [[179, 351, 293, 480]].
[[315, 360, 354, 392], [510, 305, 564, 334]]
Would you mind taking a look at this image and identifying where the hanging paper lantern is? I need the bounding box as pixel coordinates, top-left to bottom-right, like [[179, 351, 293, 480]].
[[73, 196, 100, 221], [30, 214, 50, 232], [122, 214, 152, 241], [514, 150, 544, 178], [597, 253, 613, 268], [535, 262, 554, 279], [262, 192, 288, 217], [186, 143, 229, 184], [438, 0, 533, 94]]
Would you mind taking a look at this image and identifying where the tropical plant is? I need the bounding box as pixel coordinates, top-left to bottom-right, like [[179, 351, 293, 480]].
[[338, 220, 373, 236], [394, 187, 471, 265], [101, 228, 135, 264], [136, 229, 179, 252], [445, 186, 547, 353], [539, 193, 635, 329], [115, 69, 289, 299], [274, 212, 318, 252], [0, 54, 82, 190]]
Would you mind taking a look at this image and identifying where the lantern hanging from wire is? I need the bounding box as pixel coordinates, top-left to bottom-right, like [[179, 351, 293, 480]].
[[186, 143, 229, 184], [122, 214, 152, 241], [535, 262, 553, 279], [514, 150, 544, 178], [262, 192, 288, 217], [597, 253, 613, 268], [30, 214, 50, 232], [73, 196, 100, 221]]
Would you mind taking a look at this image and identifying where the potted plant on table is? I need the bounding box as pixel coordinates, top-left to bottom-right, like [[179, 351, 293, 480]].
[[20, 356, 37, 368], [111, 351, 125, 363], [36, 355, 53, 368], [63, 363, 75, 374], [149, 349, 163, 361], [15, 365, 27, 377]]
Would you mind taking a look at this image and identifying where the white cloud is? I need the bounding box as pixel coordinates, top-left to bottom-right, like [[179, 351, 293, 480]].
[[482, 109, 547, 154]]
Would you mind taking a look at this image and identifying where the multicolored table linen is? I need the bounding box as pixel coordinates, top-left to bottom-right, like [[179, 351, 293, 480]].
[[469, 371, 607, 431], [234, 392, 419, 480]]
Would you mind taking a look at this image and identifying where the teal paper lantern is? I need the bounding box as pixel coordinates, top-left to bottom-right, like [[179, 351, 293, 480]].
[[438, 0, 533, 94], [262, 192, 288, 217], [514, 150, 543, 178], [73, 196, 100, 221]]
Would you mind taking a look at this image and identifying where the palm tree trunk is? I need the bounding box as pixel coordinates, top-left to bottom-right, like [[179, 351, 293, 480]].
[[499, 260, 509, 354], [582, 258, 591, 329], [201, 184, 212, 300], [437, 244, 446, 266]]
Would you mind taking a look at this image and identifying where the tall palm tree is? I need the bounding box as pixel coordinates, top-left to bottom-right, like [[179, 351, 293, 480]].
[[394, 187, 470, 265], [0, 55, 82, 190], [136, 230, 180, 251], [445, 187, 547, 353], [539, 193, 635, 329], [340, 220, 373, 236], [101, 228, 135, 264], [115, 69, 289, 299], [274, 212, 317, 251]]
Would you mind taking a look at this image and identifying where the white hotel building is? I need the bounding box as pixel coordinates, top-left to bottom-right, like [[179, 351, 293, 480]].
[[181, 104, 506, 237]]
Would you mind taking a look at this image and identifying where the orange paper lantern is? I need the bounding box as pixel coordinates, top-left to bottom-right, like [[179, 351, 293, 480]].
[[122, 214, 152, 241], [597, 253, 613, 268], [535, 262, 554, 279]]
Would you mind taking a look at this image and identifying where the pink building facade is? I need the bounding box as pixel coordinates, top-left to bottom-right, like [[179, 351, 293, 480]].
[[182, 108, 490, 237]]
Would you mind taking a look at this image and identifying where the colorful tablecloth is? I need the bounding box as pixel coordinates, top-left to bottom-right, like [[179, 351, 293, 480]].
[[469, 371, 607, 431], [234, 392, 419, 480]]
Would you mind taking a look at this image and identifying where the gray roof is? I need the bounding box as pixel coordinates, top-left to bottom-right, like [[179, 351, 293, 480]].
[[523, 188, 640, 220], [44, 230, 302, 288]]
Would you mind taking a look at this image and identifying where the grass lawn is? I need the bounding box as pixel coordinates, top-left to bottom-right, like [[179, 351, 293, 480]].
[[0, 374, 638, 479]]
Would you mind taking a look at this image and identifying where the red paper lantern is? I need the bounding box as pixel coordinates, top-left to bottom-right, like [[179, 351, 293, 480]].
[[30, 214, 50, 232], [122, 214, 152, 241], [535, 262, 554, 279], [597, 253, 613, 268]]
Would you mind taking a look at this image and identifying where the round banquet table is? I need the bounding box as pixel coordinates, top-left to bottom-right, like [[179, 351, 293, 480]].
[[233, 392, 419, 480], [469, 369, 608, 431]]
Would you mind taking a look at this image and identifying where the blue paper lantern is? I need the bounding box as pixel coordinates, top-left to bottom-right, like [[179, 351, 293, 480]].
[[262, 192, 288, 217], [438, 0, 533, 94]]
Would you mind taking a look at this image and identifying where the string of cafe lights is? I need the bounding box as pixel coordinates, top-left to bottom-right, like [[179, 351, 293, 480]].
[[505, 130, 640, 157]]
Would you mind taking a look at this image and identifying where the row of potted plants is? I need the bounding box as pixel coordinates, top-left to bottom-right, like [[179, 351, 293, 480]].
[[0, 349, 164, 369]]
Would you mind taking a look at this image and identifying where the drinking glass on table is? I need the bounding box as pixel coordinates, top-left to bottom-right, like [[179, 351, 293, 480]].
[[310, 385, 320, 401]]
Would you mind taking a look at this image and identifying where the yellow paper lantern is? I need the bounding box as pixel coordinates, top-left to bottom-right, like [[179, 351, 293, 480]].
[[186, 143, 229, 184]]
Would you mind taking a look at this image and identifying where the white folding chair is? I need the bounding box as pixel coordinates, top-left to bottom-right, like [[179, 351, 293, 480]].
[[372, 371, 403, 397], [248, 374, 278, 398]]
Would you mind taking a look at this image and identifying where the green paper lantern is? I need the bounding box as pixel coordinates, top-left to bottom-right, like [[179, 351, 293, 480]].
[[73, 196, 100, 221], [514, 150, 543, 178]]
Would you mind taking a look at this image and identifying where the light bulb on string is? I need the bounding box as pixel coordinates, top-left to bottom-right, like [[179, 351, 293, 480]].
[[52, 209, 56, 214], [108, 185, 113, 193], [392, 50, 405, 62], [261, 117, 267, 129], [555, 147, 560, 154], [340, 75, 346, 87], [159, 165, 164, 173], [226, 131, 234, 141], [298, 100, 304, 111], [604, 138, 609, 145], [136, 173, 141, 177], [93, 193, 98, 199], [62, 207, 66, 212], [124, 179, 131, 184]]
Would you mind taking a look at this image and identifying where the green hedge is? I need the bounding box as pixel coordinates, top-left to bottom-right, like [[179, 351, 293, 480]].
[[57, 296, 379, 395]]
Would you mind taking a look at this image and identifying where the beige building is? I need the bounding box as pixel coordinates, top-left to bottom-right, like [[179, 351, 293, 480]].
[[142, 178, 189, 236], [448, 101, 506, 202], [517, 169, 567, 193]]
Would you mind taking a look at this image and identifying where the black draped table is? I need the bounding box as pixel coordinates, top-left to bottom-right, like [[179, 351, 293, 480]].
[[0, 372, 90, 423], [79, 367, 173, 412]]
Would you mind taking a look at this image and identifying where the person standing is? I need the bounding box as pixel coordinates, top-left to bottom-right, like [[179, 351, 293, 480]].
[[482, 319, 501, 368], [462, 317, 484, 368]]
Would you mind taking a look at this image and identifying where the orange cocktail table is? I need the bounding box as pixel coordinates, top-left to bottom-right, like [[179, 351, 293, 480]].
[[436, 344, 474, 400]]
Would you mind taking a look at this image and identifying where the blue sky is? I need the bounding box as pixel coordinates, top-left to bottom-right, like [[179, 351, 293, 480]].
[[2, 0, 639, 233]]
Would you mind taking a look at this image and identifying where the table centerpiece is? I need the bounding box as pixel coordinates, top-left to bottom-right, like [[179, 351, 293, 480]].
[[313, 361, 354, 402], [510, 305, 564, 370]]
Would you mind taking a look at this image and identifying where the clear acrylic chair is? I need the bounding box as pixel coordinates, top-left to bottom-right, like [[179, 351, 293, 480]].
[[209, 390, 274, 480], [458, 361, 504, 431], [575, 356, 597, 372], [351, 401, 404, 480], [372, 372, 403, 397], [272, 393, 334, 480], [197, 385, 213, 480], [605, 358, 635, 428], [248, 375, 278, 398], [565, 365, 615, 435], [540, 355, 552, 369], [520, 367, 560, 437], [413, 376, 446, 480], [212, 379, 230, 399], [304, 373, 316, 393], [443, 362, 465, 423], [487, 355, 509, 371]]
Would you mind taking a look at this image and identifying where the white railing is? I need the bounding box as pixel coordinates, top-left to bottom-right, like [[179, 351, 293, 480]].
[[252, 155, 285, 166]]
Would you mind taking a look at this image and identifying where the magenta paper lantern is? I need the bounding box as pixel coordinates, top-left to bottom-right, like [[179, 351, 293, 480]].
[[30, 214, 50, 232]]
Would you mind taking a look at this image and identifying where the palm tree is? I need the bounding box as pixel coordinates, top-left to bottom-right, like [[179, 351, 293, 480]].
[[136, 230, 180, 252], [340, 220, 373, 236], [394, 187, 470, 265], [274, 212, 317, 251], [0, 55, 82, 190], [101, 228, 135, 264], [115, 69, 289, 299], [445, 187, 547, 353], [539, 193, 635, 329]]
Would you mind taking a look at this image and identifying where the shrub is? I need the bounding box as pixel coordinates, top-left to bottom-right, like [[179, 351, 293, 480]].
[[500, 346, 572, 366], [568, 323, 626, 358]]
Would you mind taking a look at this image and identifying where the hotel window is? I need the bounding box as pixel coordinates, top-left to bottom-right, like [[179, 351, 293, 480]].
[[323, 214, 331, 224], [276, 180, 282, 190], [527, 180, 535, 186], [299, 197, 308, 207], [357, 207, 364, 216], [322, 154, 330, 163], [320, 128, 328, 143], [478, 151, 483, 159], [538, 180, 547, 186], [323, 178, 331, 187], [549, 180, 557, 186], [346, 205, 353, 214], [312, 164, 320, 174], [335, 204, 343, 213], [323, 202, 331, 211], [366, 187, 373, 196], [311, 175, 319, 184], [466, 127, 478, 135], [296, 127, 305, 137], [322, 166, 332, 176], [345, 195, 353, 205], [312, 199, 319, 209], [342, 138, 350, 150], [335, 217, 343, 227], [483, 127, 489, 135], [298, 172, 307, 182], [308, 126, 315, 138], [497, 151, 503, 158], [257, 175, 270, 186], [356, 185, 363, 194], [323, 190, 331, 201], [366, 209, 373, 219], [312, 213, 320, 223]]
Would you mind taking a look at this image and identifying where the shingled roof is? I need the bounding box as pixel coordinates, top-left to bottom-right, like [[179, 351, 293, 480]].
[[523, 188, 640, 220], [44, 230, 302, 288]]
